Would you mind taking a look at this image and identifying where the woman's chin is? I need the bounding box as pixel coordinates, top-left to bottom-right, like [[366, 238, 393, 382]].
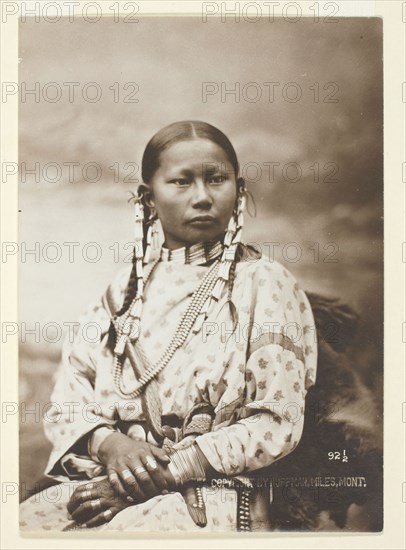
[[163, 228, 224, 249], [186, 227, 224, 245]]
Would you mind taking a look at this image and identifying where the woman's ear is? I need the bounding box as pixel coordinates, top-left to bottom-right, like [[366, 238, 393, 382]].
[[236, 177, 245, 192], [138, 183, 155, 207]]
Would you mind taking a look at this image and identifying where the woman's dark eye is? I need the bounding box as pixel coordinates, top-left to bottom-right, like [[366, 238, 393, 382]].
[[208, 175, 226, 184], [170, 179, 189, 186]]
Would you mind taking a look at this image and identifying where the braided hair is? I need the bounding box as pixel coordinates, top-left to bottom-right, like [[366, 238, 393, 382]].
[[115, 190, 154, 318]]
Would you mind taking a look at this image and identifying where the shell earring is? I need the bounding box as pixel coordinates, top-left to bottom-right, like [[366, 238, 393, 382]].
[[143, 211, 159, 264]]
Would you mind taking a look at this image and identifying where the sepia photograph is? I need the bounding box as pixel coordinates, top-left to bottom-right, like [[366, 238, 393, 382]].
[[11, 6, 385, 536]]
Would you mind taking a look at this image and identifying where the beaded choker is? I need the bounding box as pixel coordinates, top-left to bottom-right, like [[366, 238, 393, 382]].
[[159, 240, 223, 265]]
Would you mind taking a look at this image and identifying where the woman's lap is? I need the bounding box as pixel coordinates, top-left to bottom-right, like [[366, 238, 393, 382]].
[[19, 479, 237, 532]]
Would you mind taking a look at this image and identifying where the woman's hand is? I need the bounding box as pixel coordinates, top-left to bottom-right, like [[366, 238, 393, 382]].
[[97, 432, 176, 501], [67, 477, 129, 528]]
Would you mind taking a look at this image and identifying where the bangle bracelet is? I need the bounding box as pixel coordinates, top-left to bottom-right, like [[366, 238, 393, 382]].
[[167, 461, 182, 486], [168, 443, 207, 485]]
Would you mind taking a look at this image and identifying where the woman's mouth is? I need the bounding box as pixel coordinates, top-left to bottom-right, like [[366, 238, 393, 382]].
[[188, 215, 216, 226]]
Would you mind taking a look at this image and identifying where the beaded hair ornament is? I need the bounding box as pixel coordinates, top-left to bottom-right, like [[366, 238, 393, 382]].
[[111, 180, 246, 398]]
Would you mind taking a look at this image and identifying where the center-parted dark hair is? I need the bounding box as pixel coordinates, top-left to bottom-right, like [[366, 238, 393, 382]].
[[141, 120, 240, 183]]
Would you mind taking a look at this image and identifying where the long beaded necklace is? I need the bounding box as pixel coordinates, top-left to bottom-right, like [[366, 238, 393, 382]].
[[112, 256, 221, 399]]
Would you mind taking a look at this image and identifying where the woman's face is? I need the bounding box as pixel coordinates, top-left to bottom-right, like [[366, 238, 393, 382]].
[[147, 139, 237, 249]]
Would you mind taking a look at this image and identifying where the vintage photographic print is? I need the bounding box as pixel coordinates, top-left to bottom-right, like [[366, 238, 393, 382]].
[[8, 2, 388, 538]]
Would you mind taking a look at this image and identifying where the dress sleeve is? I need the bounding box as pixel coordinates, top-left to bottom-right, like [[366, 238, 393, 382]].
[[43, 267, 130, 479], [194, 260, 318, 477]]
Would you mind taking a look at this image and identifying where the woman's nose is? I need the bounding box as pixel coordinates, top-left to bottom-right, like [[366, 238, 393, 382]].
[[191, 181, 213, 209]]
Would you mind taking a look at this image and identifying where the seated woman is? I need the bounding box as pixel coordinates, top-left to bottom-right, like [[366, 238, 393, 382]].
[[19, 120, 317, 532]]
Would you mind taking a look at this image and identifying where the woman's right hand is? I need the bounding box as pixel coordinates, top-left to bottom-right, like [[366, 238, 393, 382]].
[[98, 432, 174, 502]]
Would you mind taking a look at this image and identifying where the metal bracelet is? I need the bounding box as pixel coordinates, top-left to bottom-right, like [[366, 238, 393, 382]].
[[169, 444, 207, 484], [167, 460, 183, 486]]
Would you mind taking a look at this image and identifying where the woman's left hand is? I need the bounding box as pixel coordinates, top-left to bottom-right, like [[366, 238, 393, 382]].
[[67, 477, 131, 528]]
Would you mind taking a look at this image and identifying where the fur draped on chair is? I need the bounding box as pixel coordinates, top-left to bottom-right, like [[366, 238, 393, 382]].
[[262, 292, 383, 531]]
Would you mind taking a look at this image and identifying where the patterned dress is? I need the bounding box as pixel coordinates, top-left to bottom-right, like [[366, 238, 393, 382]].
[[19, 245, 317, 532]]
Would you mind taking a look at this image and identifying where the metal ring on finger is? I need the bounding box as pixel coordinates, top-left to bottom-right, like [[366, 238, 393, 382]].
[[109, 471, 119, 482], [134, 466, 147, 476], [90, 498, 101, 511], [103, 509, 113, 522], [145, 456, 157, 469], [121, 469, 133, 481]]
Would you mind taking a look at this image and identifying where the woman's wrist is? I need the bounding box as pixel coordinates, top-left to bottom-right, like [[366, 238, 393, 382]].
[[96, 430, 123, 464], [88, 425, 117, 463]]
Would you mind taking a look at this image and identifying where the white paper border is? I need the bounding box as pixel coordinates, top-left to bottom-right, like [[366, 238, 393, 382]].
[[1, 1, 404, 548]]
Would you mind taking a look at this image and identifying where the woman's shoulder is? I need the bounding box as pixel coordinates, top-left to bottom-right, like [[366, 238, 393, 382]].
[[73, 264, 132, 328], [102, 263, 133, 311], [109, 263, 133, 291], [235, 246, 299, 287], [233, 247, 309, 314]]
